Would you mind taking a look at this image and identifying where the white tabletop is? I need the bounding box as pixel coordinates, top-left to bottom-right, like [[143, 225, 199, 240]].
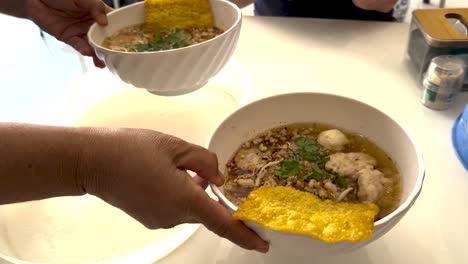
[[1, 14, 467, 264]]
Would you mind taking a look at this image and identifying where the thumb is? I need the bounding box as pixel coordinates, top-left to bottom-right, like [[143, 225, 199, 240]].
[[188, 187, 269, 253]]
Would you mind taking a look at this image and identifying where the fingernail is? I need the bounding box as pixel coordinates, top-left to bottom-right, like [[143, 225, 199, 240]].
[[215, 171, 226, 186], [256, 245, 269, 253], [219, 170, 226, 181], [214, 178, 223, 187]]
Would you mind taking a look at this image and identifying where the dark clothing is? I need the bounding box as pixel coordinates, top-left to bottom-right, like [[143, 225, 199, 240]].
[[103, 0, 142, 8], [254, 0, 396, 21]]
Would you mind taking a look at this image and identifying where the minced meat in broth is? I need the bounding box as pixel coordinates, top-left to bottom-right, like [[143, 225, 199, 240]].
[[224, 123, 402, 220], [102, 23, 224, 52]]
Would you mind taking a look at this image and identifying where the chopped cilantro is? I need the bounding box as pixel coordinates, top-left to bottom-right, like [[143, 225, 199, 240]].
[[335, 175, 347, 188], [304, 164, 325, 181], [127, 30, 191, 52], [294, 137, 329, 166], [274, 136, 333, 182], [274, 160, 302, 178]]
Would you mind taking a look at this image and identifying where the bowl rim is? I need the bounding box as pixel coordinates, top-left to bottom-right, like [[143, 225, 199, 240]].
[[207, 92, 426, 228], [87, 0, 242, 55]]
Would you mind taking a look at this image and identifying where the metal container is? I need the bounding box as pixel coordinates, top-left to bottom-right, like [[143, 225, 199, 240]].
[[407, 8, 468, 91], [420, 55, 466, 110]]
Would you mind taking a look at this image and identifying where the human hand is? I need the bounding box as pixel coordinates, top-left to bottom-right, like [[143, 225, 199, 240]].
[[79, 128, 269, 253], [352, 0, 398, 12], [27, 0, 112, 68]]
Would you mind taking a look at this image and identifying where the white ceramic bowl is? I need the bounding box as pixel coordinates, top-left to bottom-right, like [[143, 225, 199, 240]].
[[87, 0, 241, 96], [208, 92, 425, 256]]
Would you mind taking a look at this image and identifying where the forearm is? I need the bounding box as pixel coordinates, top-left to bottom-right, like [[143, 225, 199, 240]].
[[229, 0, 254, 8], [352, 0, 398, 13], [0, 123, 97, 204], [0, 0, 29, 19]]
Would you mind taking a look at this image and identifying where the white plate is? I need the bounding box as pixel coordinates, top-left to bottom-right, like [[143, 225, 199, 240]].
[[0, 59, 251, 264], [0, 196, 199, 264]]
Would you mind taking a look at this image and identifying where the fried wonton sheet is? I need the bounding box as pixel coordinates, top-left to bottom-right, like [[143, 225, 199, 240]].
[[232, 186, 379, 243], [144, 0, 214, 31]]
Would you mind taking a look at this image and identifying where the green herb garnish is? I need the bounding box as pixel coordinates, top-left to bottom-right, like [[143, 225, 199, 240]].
[[304, 164, 325, 181], [274, 160, 302, 178], [335, 175, 347, 188], [274, 136, 338, 185], [294, 137, 329, 166], [127, 30, 191, 52], [274, 136, 331, 181]]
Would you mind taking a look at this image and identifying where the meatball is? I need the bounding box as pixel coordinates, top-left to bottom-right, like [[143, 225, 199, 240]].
[[357, 168, 384, 203], [235, 178, 255, 188], [317, 129, 349, 152], [234, 148, 265, 171], [325, 152, 377, 178]]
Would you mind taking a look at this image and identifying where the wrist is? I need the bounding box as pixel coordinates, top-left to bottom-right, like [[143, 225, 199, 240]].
[[0, 124, 104, 204], [75, 127, 125, 197]]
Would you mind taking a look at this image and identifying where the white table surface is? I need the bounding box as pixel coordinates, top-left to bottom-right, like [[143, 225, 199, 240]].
[[1, 14, 468, 264]]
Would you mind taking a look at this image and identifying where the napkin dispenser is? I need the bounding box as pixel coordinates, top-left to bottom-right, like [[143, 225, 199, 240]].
[[407, 8, 468, 91]]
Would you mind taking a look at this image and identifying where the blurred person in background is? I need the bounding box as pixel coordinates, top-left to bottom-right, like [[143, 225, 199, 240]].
[[230, 0, 409, 21]]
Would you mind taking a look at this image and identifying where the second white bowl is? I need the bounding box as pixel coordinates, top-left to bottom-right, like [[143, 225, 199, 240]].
[[88, 0, 242, 96]]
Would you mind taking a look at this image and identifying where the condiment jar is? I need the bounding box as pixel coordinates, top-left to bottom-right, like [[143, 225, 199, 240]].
[[421, 55, 466, 110]]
